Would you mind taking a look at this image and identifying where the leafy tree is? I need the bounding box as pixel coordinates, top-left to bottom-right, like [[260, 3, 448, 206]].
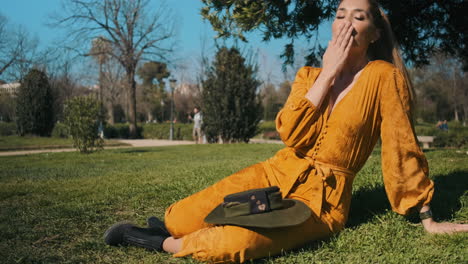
[[174, 83, 202, 123], [0, 92, 15, 122], [277, 80, 292, 105], [259, 80, 292, 121], [412, 54, 467, 124], [63, 96, 104, 153], [201, 0, 468, 70], [137, 61, 170, 122], [202, 46, 262, 143], [15, 68, 54, 136], [260, 83, 280, 121]]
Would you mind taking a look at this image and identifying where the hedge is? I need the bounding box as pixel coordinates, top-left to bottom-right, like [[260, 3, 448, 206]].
[[103, 123, 140, 139], [258, 121, 276, 135], [2, 120, 467, 147], [51, 123, 69, 138], [141, 123, 192, 140], [415, 122, 468, 148], [101, 123, 192, 140], [0, 122, 16, 136]]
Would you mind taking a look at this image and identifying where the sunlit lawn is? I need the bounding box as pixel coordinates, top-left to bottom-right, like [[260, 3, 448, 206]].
[[0, 135, 128, 151], [0, 144, 467, 263]]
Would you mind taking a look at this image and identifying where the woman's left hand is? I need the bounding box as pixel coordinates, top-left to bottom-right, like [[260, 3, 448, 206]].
[[422, 218, 468, 234]]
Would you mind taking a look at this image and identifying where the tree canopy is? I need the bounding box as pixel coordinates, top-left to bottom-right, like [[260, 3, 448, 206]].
[[16, 69, 54, 136], [137, 61, 170, 122], [137, 61, 170, 87], [202, 46, 262, 143], [201, 0, 468, 70]]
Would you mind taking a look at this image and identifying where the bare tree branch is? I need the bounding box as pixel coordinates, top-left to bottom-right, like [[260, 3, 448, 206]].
[[50, 0, 176, 137]]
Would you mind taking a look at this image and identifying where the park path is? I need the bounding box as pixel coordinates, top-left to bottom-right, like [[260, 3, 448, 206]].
[[0, 139, 283, 157]]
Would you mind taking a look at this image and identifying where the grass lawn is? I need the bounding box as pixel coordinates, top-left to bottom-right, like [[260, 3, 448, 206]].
[[0, 144, 467, 263], [0, 136, 129, 151]]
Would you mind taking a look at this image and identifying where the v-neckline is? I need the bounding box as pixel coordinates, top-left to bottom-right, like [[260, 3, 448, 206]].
[[324, 61, 373, 121]]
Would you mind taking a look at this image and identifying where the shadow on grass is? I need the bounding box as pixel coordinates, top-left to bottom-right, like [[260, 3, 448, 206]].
[[347, 170, 468, 227], [116, 149, 156, 154], [249, 236, 334, 264], [421, 148, 439, 153], [431, 170, 468, 220]]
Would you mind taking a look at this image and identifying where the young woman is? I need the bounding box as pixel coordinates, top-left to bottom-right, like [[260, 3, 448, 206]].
[[104, 0, 468, 262]]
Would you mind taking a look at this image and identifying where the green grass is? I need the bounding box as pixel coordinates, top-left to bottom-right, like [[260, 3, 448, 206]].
[[0, 144, 467, 263], [0, 135, 129, 151]]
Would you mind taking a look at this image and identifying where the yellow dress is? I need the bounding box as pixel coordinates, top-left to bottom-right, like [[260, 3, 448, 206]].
[[164, 60, 434, 263]]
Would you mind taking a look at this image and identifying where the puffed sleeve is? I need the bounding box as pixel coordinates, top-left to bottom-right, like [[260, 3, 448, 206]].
[[380, 69, 434, 215], [275, 66, 323, 148]]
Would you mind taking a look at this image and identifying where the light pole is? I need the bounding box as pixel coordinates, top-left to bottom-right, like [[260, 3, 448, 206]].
[[169, 78, 177, 140]]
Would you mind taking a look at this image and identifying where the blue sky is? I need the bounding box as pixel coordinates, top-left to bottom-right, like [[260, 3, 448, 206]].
[[2, 0, 331, 84]]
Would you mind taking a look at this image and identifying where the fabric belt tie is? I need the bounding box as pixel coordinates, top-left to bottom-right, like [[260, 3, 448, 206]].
[[300, 157, 354, 217]]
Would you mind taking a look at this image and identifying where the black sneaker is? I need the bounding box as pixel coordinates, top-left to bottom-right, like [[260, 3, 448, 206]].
[[147, 216, 171, 237], [104, 222, 168, 251]]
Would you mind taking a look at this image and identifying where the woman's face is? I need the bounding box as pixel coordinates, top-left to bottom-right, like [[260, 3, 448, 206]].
[[332, 0, 379, 51]]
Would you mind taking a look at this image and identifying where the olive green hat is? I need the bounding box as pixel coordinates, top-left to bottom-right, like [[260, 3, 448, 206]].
[[204, 186, 311, 228]]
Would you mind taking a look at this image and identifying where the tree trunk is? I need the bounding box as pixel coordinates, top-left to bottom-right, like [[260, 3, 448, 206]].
[[454, 108, 459, 122], [147, 111, 153, 122], [126, 68, 138, 138], [107, 102, 115, 125], [463, 105, 468, 126]]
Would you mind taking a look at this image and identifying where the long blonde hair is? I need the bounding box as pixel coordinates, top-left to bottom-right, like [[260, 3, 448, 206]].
[[364, 0, 415, 109]]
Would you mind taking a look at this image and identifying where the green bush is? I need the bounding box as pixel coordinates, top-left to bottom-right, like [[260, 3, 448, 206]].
[[432, 130, 468, 148], [64, 96, 104, 153], [103, 123, 142, 139], [0, 122, 16, 136], [142, 123, 192, 140], [415, 121, 468, 148], [102, 123, 192, 140], [257, 121, 276, 134], [104, 123, 128, 139], [255, 121, 279, 139], [414, 125, 437, 136], [51, 122, 69, 138]]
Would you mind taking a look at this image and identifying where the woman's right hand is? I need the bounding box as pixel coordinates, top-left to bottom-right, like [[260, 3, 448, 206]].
[[304, 21, 354, 108], [321, 21, 354, 79]]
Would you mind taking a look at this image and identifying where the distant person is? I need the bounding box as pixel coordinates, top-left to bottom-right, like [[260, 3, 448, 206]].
[[190, 107, 203, 144], [436, 120, 449, 131], [441, 120, 448, 131], [98, 121, 104, 139], [104, 0, 468, 262]]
